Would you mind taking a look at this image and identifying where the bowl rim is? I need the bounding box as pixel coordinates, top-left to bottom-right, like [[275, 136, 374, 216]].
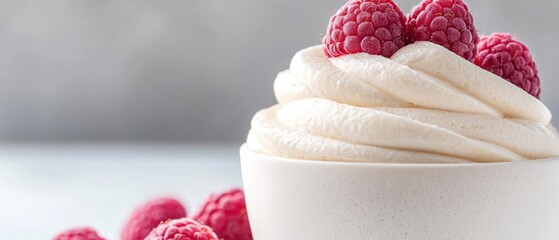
[[240, 144, 559, 169]]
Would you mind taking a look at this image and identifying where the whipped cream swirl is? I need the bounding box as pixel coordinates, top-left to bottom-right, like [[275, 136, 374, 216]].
[[247, 42, 559, 163]]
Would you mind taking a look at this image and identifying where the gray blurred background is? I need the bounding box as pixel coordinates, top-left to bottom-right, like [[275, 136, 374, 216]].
[[0, 0, 557, 143]]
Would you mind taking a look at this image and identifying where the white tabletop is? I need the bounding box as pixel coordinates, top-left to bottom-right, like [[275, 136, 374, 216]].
[[0, 143, 243, 240]]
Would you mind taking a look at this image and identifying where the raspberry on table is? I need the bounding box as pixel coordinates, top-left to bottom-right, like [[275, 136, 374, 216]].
[[53, 227, 105, 240], [474, 32, 540, 98], [144, 218, 219, 240], [407, 0, 479, 61], [322, 0, 407, 58], [193, 188, 252, 240], [121, 197, 187, 240]]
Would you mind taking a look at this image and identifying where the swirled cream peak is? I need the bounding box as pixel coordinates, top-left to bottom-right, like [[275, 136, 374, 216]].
[[247, 42, 559, 163]]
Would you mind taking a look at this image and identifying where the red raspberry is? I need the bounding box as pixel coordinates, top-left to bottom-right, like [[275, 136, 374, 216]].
[[474, 32, 540, 98], [144, 218, 219, 240], [322, 0, 406, 58], [53, 227, 105, 240], [193, 189, 252, 240], [121, 197, 187, 240], [407, 0, 479, 61]]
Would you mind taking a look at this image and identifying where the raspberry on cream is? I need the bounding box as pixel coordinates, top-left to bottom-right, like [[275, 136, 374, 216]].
[[322, 0, 406, 58], [406, 0, 480, 61], [475, 32, 540, 98]]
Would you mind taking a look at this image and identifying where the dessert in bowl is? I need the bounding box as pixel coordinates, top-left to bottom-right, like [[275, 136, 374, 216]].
[[241, 0, 559, 239]]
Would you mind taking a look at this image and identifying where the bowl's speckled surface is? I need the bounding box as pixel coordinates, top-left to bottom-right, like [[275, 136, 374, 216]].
[[241, 145, 559, 240]]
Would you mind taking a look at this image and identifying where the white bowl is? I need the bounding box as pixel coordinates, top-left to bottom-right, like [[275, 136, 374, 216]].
[[240, 144, 559, 240]]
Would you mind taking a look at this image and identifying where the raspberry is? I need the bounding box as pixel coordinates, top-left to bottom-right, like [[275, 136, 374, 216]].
[[474, 32, 540, 98], [121, 197, 187, 240], [53, 227, 105, 240], [193, 189, 252, 240], [407, 0, 479, 61], [144, 218, 219, 240], [322, 0, 407, 58]]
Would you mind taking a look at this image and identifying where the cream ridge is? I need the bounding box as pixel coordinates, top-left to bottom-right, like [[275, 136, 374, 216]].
[[247, 42, 559, 163]]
